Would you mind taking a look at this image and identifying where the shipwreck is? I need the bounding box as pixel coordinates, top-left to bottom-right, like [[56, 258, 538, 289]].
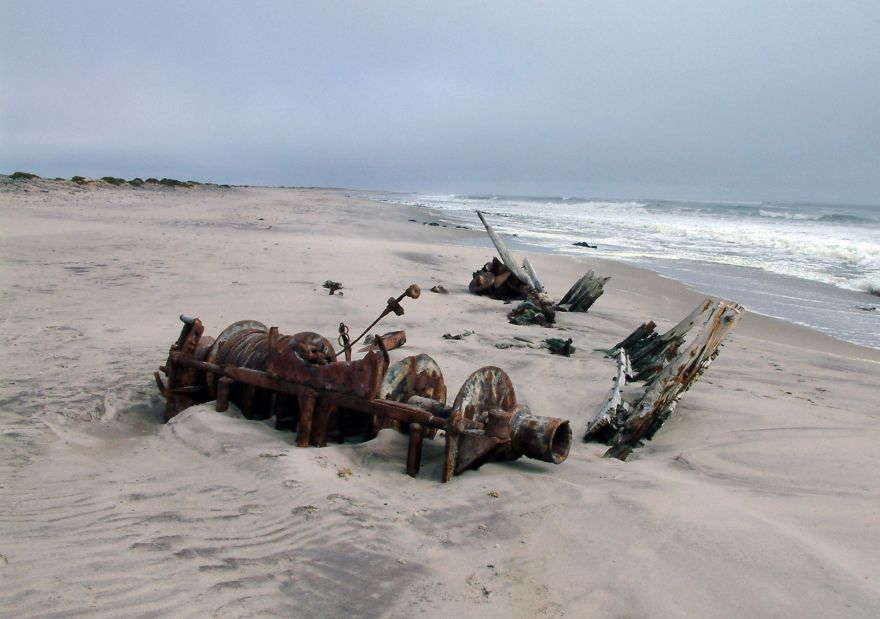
[[155, 285, 572, 483]]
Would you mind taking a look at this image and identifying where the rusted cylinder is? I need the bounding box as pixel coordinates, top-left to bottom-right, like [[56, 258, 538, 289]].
[[509, 406, 571, 464], [485, 410, 514, 441], [210, 326, 336, 372]]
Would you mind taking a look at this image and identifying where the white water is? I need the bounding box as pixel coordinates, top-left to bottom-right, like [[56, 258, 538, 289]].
[[373, 193, 880, 348]]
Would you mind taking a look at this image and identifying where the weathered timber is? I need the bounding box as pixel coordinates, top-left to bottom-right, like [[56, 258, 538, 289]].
[[615, 298, 717, 382], [469, 257, 531, 300], [585, 299, 743, 460], [476, 210, 541, 290], [557, 270, 609, 312], [522, 258, 545, 293], [471, 212, 610, 316], [584, 349, 631, 443]]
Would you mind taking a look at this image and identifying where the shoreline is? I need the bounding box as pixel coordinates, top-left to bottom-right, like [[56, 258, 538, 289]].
[[2, 182, 879, 617], [377, 191, 880, 359]]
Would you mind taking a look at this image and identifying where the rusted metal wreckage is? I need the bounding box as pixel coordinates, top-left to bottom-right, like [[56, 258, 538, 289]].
[[155, 285, 572, 482]]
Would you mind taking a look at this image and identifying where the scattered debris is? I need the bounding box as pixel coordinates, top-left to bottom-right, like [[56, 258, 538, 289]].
[[488, 490, 500, 498], [557, 271, 609, 313], [508, 291, 557, 326], [292, 505, 320, 520], [443, 330, 475, 340], [572, 241, 598, 249], [359, 330, 407, 353], [156, 289, 572, 483], [469, 257, 531, 300], [857, 305, 878, 312], [337, 466, 353, 479], [322, 280, 343, 295], [545, 338, 575, 357], [494, 341, 535, 350], [430, 285, 448, 294], [471, 211, 609, 318], [584, 298, 743, 460], [477, 211, 543, 291], [335, 285, 420, 359]]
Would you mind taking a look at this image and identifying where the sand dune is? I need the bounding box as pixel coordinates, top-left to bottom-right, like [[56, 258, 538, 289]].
[[1, 180, 878, 617]]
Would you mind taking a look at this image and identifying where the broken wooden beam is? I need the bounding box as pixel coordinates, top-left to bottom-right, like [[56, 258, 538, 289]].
[[476, 210, 541, 291], [557, 270, 609, 312], [585, 299, 743, 460], [584, 349, 632, 444]]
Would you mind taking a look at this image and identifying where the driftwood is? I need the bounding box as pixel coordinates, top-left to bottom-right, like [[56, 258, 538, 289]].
[[472, 211, 609, 319], [469, 257, 532, 300], [557, 270, 609, 312], [476, 211, 541, 290], [521, 258, 544, 294], [585, 298, 743, 460]]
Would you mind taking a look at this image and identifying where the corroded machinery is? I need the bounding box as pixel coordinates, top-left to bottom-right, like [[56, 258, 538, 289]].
[[155, 308, 571, 482]]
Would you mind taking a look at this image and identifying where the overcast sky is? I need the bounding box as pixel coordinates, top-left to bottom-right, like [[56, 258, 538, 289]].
[[2, 1, 878, 203]]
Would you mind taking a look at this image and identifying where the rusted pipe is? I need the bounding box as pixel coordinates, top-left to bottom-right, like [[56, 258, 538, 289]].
[[508, 406, 571, 464], [216, 377, 232, 412]]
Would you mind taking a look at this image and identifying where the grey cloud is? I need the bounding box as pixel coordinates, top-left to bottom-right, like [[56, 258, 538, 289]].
[[2, 1, 878, 202]]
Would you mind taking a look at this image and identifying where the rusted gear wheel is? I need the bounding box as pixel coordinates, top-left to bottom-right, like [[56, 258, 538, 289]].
[[379, 354, 447, 437], [205, 320, 267, 397], [450, 366, 516, 424], [380, 354, 447, 403]]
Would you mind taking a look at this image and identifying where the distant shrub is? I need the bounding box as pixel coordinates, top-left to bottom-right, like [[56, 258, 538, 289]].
[[101, 176, 126, 186], [128, 177, 144, 186], [159, 177, 193, 188], [71, 175, 87, 184], [145, 178, 159, 184], [53, 177, 64, 181], [10, 171, 40, 180]]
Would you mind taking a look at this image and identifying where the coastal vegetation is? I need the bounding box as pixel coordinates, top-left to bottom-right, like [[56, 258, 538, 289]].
[[4, 171, 219, 189]]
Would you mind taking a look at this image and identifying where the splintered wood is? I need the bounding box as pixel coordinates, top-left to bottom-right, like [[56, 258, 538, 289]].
[[472, 210, 608, 318], [557, 270, 609, 313], [585, 298, 743, 460]]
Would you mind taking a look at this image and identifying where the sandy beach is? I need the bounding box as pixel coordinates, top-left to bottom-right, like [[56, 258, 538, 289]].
[[2, 179, 879, 617]]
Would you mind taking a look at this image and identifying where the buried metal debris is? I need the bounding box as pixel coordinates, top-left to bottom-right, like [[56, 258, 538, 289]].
[[155, 286, 572, 482], [584, 298, 743, 460]]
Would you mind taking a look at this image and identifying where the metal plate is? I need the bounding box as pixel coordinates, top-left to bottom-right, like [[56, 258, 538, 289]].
[[451, 366, 516, 423]]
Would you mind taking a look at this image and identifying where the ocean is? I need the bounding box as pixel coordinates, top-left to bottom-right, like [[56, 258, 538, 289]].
[[372, 193, 880, 349]]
